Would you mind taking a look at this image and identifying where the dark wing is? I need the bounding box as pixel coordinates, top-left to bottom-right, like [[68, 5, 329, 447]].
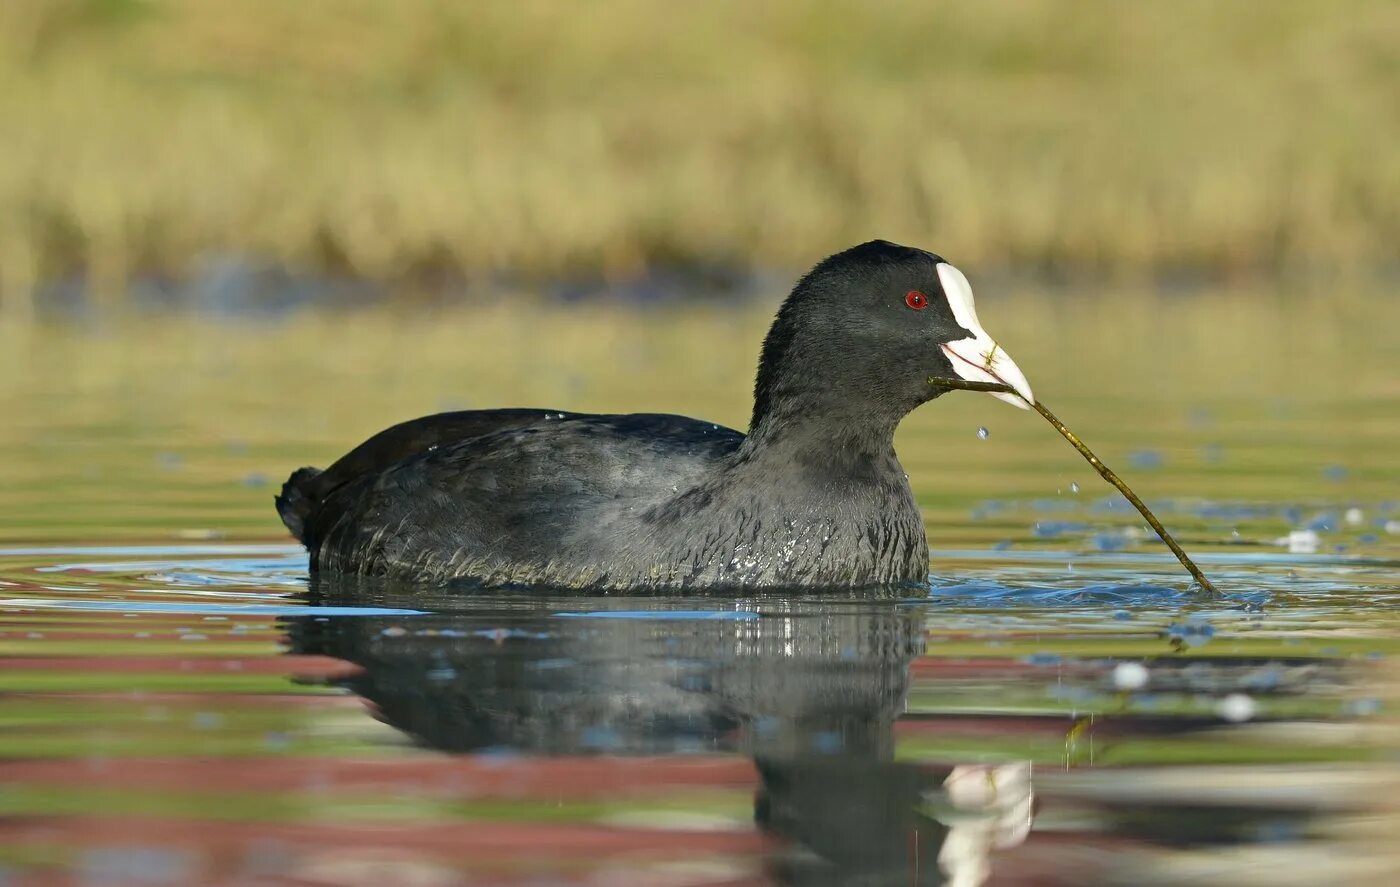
[[289, 413, 744, 580], [277, 409, 572, 541]]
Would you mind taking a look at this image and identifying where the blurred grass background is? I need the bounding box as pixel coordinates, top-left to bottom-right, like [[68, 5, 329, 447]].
[[1, 0, 1398, 318]]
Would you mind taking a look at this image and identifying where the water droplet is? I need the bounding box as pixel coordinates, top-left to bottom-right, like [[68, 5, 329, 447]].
[[1069, 482, 1080, 494], [1281, 529, 1320, 554], [1113, 662, 1149, 690], [976, 427, 990, 440], [1217, 693, 1257, 723]]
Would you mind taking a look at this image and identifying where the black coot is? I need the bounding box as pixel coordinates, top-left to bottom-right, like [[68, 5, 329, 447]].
[[277, 240, 1034, 590]]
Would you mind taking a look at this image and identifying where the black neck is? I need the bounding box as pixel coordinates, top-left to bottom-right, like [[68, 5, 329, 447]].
[[743, 390, 903, 475]]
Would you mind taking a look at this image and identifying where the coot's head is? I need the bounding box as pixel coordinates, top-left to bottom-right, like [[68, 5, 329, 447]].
[[751, 240, 1033, 433]]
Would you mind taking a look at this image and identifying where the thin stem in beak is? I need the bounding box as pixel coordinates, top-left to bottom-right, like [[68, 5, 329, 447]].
[[929, 376, 1221, 598]]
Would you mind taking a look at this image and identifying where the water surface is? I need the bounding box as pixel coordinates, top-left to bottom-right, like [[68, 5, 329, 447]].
[[1, 286, 1397, 884]]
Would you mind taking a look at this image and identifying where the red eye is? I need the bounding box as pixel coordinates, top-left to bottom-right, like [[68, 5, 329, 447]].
[[905, 290, 929, 310]]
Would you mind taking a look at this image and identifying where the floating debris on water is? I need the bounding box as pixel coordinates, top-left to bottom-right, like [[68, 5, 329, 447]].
[[1345, 507, 1364, 526], [1069, 482, 1080, 494], [976, 426, 990, 440]]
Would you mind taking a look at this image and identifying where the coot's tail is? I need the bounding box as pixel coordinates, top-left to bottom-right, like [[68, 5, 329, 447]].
[[276, 467, 323, 543]]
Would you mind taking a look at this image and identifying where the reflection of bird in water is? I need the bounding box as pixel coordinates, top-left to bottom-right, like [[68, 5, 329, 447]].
[[285, 579, 1034, 885]]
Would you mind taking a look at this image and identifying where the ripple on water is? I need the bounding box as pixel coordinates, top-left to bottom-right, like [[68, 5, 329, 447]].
[[0, 541, 1396, 885], [1, 543, 1396, 617]]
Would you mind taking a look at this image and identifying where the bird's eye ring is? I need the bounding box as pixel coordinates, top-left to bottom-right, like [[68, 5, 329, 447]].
[[905, 290, 929, 310]]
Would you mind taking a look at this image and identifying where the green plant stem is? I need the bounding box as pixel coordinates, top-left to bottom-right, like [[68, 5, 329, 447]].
[[929, 376, 1220, 597]]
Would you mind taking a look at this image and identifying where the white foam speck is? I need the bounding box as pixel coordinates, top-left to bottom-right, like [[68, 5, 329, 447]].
[[1112, 662, 1149, 691], [1217, 693, 1256, 723], [1279, 529, 1319, 554]]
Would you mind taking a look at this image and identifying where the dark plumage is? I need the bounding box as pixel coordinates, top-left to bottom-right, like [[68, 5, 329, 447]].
[[276, 240, 1033, 591]]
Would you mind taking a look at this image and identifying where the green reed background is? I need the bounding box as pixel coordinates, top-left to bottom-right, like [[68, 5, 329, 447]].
[[3, 283, 1395, 542], [1, 0, 1398, 318]]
